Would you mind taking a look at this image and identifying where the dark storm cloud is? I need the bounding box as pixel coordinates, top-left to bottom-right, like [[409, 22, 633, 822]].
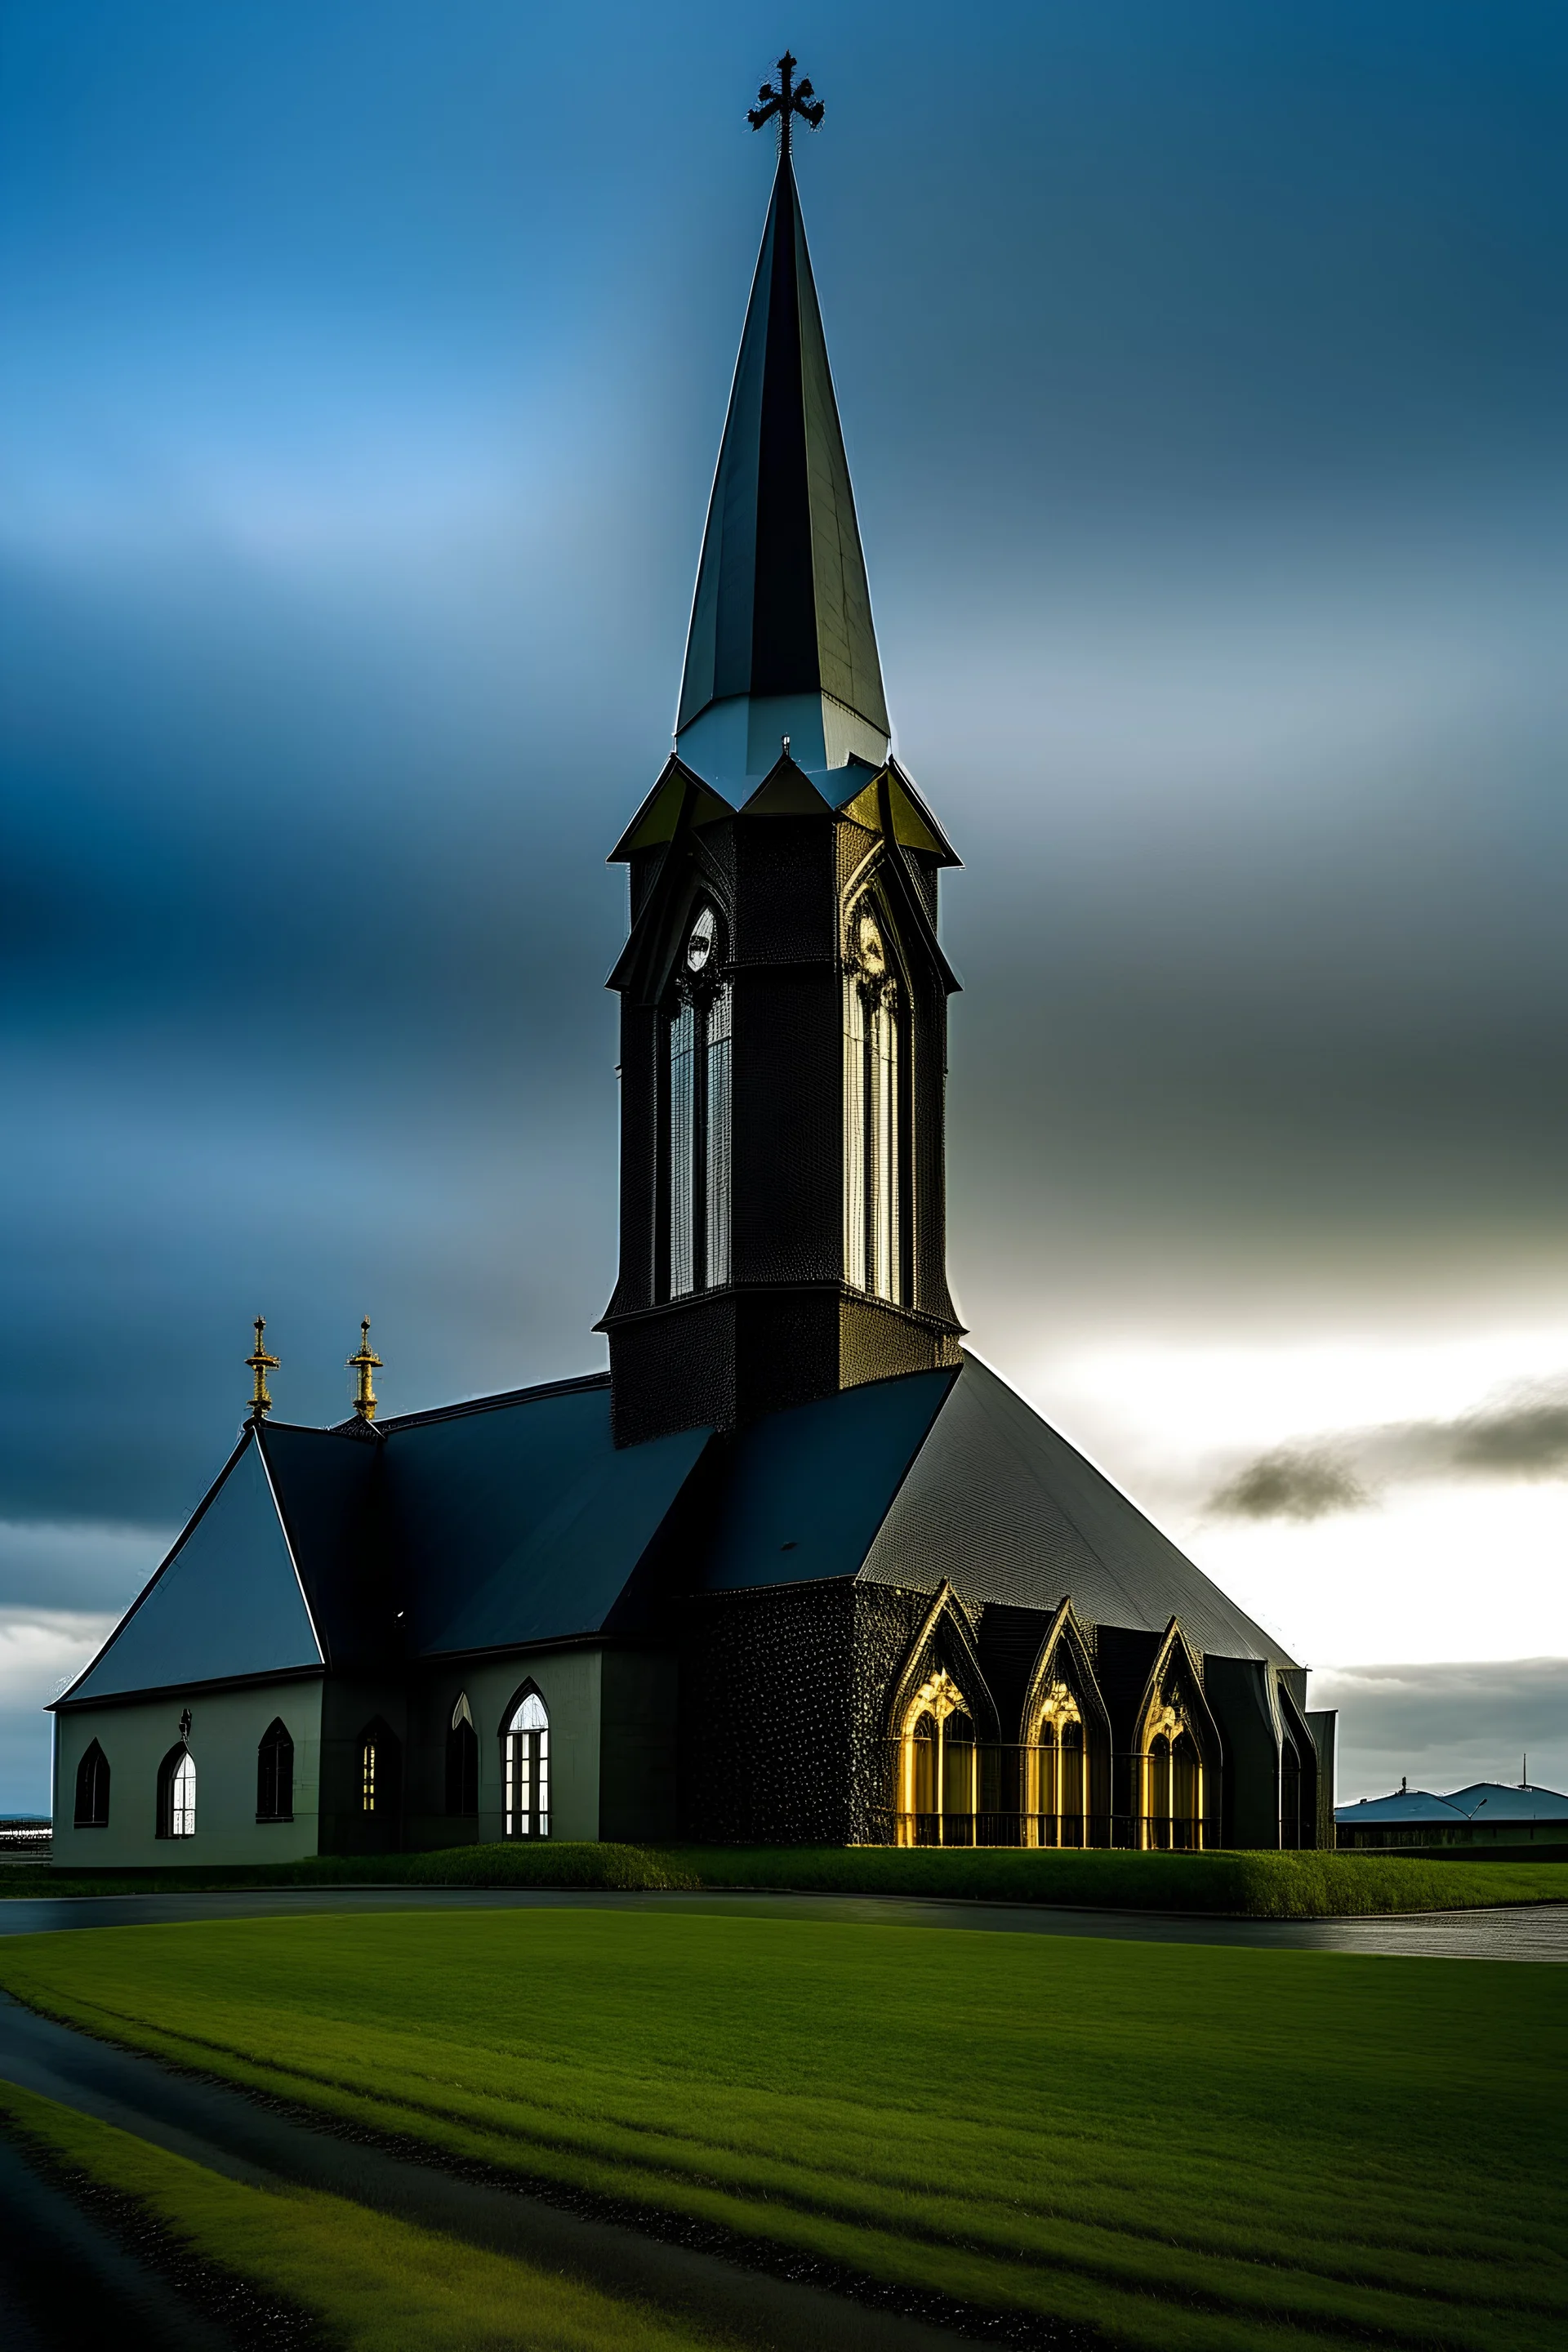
[[1209, 1450, 1366, 1524], [1209, 1386, 1568, 1519]]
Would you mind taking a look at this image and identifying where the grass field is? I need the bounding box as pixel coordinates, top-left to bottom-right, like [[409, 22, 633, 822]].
[[0, 2078, 717, 2351], [7, 1840, 1566, 1913], [1, 1908, 1561, 2350]]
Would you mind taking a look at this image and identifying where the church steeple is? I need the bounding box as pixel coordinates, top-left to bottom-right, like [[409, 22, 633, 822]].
[[601, 68, 962, 1448], [676, 86, 889, 781]]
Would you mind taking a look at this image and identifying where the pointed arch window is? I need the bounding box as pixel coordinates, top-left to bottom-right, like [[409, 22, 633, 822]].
[[895, 1669, 975, 1846], [256, 1719, 294, 1823], [666, 906, 731, 1298], [157, 1744, 196, 1839], [844, 905, 900, 1303], [74, 1740, 110, 1829], [446, 1691, 479, 1818], [1027, 1685, 1089, 1848], [504, 1690, 550, 1838], [1141, 1704, 1203, 1852]]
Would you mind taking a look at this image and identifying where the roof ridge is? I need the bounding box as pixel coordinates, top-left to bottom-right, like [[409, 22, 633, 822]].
[[377, 1370, 612, 1432]]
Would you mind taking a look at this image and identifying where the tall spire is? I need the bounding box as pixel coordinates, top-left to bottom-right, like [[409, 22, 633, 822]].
[[675, 62, 889, 782]]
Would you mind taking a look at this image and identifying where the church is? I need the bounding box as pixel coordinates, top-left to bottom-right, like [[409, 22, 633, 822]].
[[51, 64, 1334, 1869]]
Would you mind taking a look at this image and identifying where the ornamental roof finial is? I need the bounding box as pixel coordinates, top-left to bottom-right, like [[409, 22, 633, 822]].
[[748, 51, 823, 159], [348, 1318, 382, 1423], [246, 1316, 279, 1421]]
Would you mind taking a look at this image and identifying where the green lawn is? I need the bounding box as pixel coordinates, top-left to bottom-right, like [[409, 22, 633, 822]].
[[2, 1909, 1562, 2350], [0, 2079, 720, 2351], [8, 1839, 1566, 1913]]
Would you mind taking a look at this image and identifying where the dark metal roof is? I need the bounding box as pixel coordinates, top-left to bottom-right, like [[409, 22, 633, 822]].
[[58, 1433, 323, 1705], [380, 1376, 710, 1656], [694, 1369, 958, 1592], [65, 1354, 1295, 1706], [257, 1420, 388, 1670], [858, 1356, 1296, 1665], [677, 152, 888, 741]]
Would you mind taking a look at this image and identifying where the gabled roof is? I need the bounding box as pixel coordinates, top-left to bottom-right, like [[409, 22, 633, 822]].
[[691, 1354, 1292, 1666], [608, 755, 736, 864], [694, 1369, 958, 1593], [256, 1419, 388, 1669], [64, 1355, 1294, 1707], [380, 1374, 711, 1656], [857, 1356, 1294, 1664], [676, 151, 888, 742], [58, 1431, 323, 1706]]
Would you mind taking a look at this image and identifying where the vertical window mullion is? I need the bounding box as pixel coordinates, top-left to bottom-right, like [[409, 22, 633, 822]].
[[669, 1000, 696, 1298], [692, 996, 708, 1288], [844, 978, 866, 1290], [705, 983, 732, 1288]]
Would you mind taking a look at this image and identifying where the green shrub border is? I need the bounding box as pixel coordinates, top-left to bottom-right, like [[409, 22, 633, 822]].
[[5, 1840, 1564, 1917]]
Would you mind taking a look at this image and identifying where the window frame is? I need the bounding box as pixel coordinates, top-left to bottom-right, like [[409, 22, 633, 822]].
[[661, 902, 732, 1302], [156, 1742, 196, 1840], [256, 1717, 295, 1824], [501, 1684, 550, 1840], [74, 1739, 110, 1830], [844, 897, 906, 1305]]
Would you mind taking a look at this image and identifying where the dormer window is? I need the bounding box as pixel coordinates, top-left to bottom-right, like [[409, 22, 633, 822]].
[[666, 907, 731, 1298]]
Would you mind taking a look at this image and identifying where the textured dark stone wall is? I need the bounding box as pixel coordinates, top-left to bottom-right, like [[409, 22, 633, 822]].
[[847, 1581, 938, 1842], [679, 1580, 860, 1843]]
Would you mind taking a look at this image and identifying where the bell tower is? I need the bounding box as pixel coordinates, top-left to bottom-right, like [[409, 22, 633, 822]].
[[599, 61, 964, 1446]]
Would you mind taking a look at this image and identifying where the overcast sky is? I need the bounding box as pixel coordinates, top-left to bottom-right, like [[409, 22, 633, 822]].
[[3, 2, 1566, 1811]]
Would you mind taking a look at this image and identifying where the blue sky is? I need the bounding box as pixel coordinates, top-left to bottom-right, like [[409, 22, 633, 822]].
[[3, 2, 1567, 1806]]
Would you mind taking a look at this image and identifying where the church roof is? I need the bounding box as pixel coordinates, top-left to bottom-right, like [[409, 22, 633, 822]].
[[376, 1375, 710, 1656], [856, 1356, 1294, 1664], [676, 150, 888, 742], [693, 1355, 1294, 1667], [60, 1356, 1291, 1708], [58, 1433, 325, 1705]]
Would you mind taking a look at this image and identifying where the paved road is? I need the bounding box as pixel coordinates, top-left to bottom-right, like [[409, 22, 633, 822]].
[[1, 1880, 1565, 1958]]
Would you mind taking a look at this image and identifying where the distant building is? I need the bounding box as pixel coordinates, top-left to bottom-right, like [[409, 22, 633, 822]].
[[49, 69, 1335, 1871], [1336, 1783, 1568, 1851]]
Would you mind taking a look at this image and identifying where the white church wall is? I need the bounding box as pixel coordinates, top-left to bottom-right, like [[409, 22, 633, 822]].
[[51, 1677, 325, 1869]]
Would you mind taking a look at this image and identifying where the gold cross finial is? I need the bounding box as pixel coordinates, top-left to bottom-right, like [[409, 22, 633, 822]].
[[348, 1318, 382, 1422], [748, 52, 823, 159], [246, 1316, 279, 1419]]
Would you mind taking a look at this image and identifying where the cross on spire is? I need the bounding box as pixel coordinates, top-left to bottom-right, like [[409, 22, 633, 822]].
[[246, 1316, 279, 1420], [748, 52, 823, 158], [348, 1317, 382, 1423]]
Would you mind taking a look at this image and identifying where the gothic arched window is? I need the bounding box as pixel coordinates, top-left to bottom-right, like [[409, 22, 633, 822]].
[[446, 1691, 479, 1818], [74, 1740, 110, 1829], [256, 1719, 294, 1822], [844, 904, 900, 1302], [157, 1744, 196, 1839], [666, 906, 731, 1298], [504, 1689, 550, 1838]]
